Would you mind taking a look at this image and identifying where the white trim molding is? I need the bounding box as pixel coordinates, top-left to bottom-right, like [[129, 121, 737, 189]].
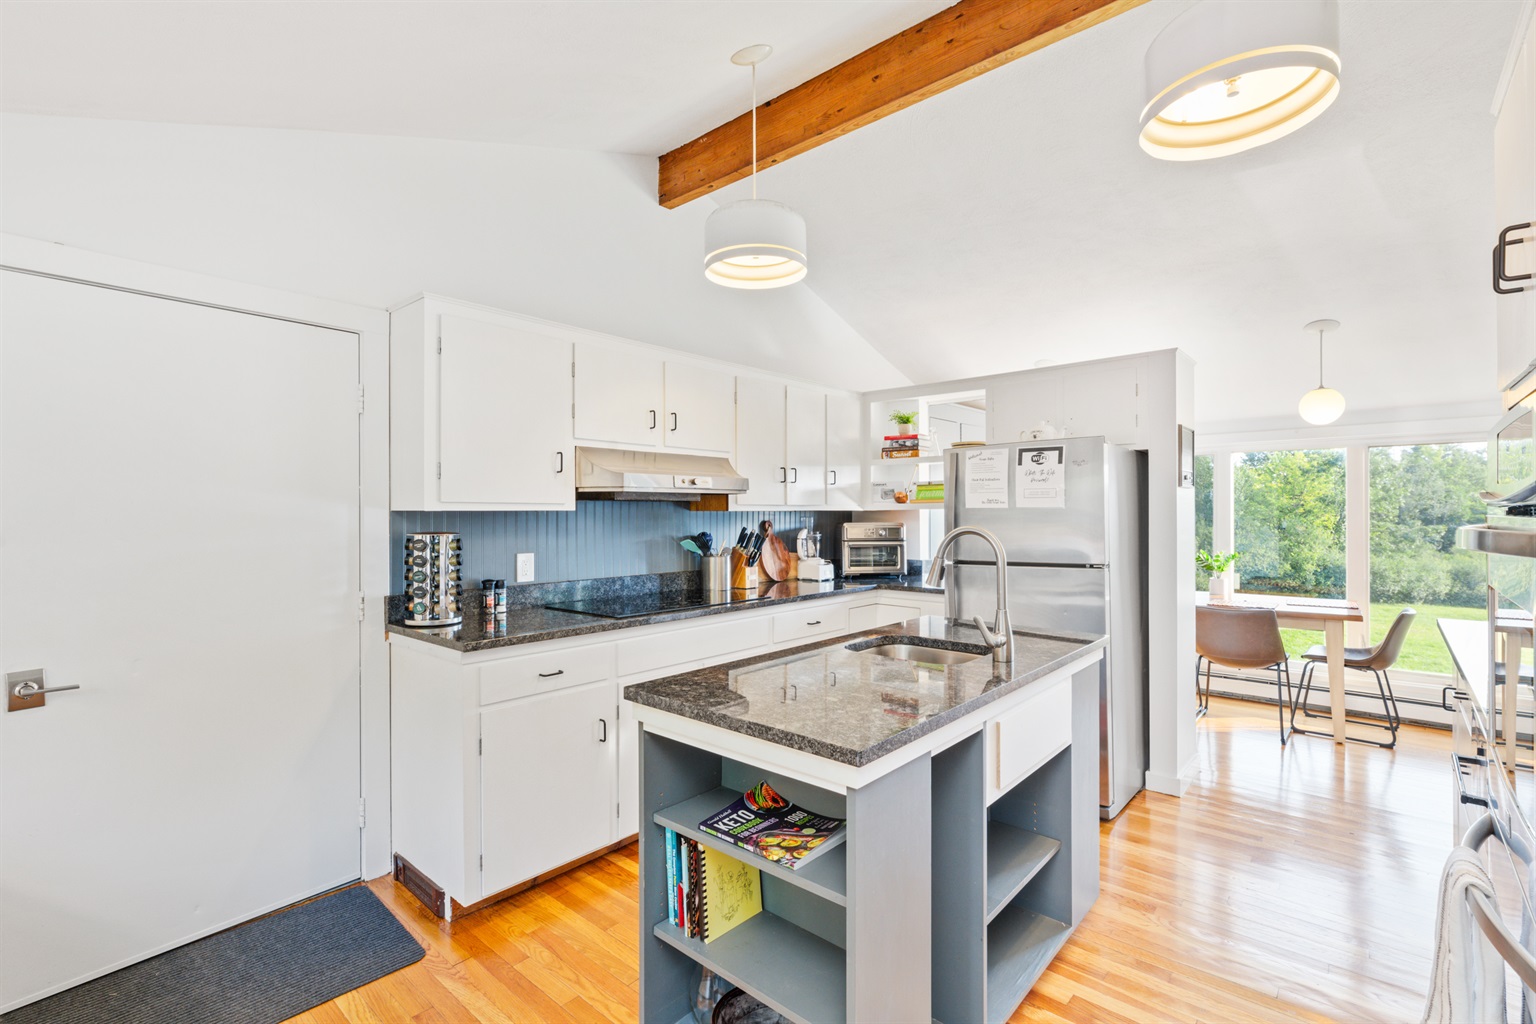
[[1197, 399, 1501, 455]]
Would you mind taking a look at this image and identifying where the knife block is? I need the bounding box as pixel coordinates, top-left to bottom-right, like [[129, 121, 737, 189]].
[[730, 549, 758, 591]]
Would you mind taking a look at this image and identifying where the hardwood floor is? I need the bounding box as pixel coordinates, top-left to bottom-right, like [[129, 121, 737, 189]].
[[290, 697, 1452, 1023]]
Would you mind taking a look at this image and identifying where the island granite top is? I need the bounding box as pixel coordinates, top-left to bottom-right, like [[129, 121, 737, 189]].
[[387, 575, 940, 653], [624, 616, 1106, 767]]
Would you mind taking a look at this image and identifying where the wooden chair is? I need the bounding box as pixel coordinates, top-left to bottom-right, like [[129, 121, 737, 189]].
[[1291, 608, 1415, 748], [1196, 605, 1295, 743]]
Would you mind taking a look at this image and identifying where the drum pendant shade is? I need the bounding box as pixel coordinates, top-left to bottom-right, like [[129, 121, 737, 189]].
[[1140, 0, 1341, 161], [705, 199, 808, 289]]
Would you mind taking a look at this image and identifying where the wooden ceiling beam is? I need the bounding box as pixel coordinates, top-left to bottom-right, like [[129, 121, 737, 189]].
[[658, 0, 1148, 208]]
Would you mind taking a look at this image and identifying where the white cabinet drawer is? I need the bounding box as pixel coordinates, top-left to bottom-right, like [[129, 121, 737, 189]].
[[772, 604, 850, 646], [616, 615, 773, 677], [478, 642, 614, 706], [988, 673, 1072, 803]]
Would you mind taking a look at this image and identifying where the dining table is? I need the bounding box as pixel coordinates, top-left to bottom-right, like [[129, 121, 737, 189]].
[[1196, 592, 1365, 744]]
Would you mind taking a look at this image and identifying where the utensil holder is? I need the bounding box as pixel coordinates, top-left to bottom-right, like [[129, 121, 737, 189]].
[[702, 554, 731, 596], [730, 549, 758, 591]]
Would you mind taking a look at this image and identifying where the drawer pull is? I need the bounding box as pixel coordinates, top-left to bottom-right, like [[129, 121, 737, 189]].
[[538, 669, 565, 678], [597, 718, 608, 742], [806, 620, 821, 626]]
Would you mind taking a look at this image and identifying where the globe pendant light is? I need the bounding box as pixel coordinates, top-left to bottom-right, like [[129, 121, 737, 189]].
[[1297, 319, 1345, 425], [1139, 0, 1341, 161], [704, 45, 808, 289]]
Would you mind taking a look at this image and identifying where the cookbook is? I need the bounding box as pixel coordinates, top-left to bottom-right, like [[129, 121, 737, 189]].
[[698, 780, 846, 871]]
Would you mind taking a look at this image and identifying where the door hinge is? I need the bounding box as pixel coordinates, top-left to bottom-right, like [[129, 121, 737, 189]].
[[358, 798, 367, 829], [480, 854, 484, 870], [357, 384, 366, 414], [478, 736, 482, 755], [571, 360, 576, 378], [616, 802, 621, 818], [437, 461, 442, 480], [437, 335, 442, 355], [358, 594, 366, 622]]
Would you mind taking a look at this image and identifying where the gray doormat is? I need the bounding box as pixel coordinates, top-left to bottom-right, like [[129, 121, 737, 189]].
[[1, 885, 425, 1024]]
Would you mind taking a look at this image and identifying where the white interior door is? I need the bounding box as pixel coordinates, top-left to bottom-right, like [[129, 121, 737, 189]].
[[0, 272, 363, 1011]]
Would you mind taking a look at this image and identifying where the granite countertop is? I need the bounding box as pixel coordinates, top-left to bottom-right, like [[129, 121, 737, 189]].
[[624, 617, 1106, 767], [387, 575, 941, 653]]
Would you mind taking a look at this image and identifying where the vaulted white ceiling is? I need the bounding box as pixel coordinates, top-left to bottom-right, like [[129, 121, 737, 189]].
[[1, 0, 1524, 429]]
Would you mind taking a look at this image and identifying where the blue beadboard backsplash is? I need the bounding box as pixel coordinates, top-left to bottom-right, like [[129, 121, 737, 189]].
[[391, 504, 853, 592]]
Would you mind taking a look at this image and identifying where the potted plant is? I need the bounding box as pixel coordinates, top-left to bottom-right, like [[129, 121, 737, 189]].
[[1196, 550, 1239, 600], [888, 410, 918, 434]]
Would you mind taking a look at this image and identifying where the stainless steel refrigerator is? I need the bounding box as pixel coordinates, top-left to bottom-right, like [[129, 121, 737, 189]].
[[943, 437, 1147, 819]]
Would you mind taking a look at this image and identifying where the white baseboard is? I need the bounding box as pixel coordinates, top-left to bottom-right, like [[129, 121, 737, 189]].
[[1145, 766, 1195, 797]]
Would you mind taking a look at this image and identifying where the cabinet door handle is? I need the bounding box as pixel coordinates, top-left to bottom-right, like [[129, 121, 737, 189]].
[[806, 620, 821, 626], [555, 451, 565, 473], [670, 412, 678, 432], [538, 669, 564, 678], [779, 467, 787, 483], [790, 467, 798, 483], [650, 409, 657, 429], [829, 469, 837, 485], [597, 718, 608, 742], [1494, 222, 1533, 294]]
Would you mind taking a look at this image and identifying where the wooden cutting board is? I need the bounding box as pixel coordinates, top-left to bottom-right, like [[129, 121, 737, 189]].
[[758, 519, 791, 582]]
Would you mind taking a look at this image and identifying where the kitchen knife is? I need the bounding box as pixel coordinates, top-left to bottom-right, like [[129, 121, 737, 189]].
[[735, 527, 750, 551]]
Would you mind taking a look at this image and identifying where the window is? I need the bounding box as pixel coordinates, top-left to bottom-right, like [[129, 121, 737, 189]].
[[1194, 454, 1214, 589], [1234, 449, 1346, 599], [1369, 443, 1488, 673]]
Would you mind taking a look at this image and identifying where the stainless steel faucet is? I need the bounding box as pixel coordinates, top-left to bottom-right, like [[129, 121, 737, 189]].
[[926, 526, 1014, 667]]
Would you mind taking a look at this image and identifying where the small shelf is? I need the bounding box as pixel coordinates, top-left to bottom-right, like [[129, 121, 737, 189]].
[[653, 915, 847, 1024], [984, 824, 1060, 923], [985, 905, 1071, 1024], [653, 788, 847, 906], [871, 455, 945, 466]]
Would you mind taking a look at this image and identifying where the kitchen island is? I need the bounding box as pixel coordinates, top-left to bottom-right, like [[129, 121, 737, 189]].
[[625, 616, 1105, 1024]]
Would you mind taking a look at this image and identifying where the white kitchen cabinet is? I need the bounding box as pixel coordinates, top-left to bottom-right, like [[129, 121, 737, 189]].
[[664, 361, 735, 454], [786, 385, 829, 505], [391, 296, 574, 510], [574, 343, 665, 447], [826, 390, 863, 509], [1496, 20, 1536, 404], [849, 599, 925, 631], [480, 680, 617, 897], [735, 377, 835, 508], [735, 375, 790, 506]]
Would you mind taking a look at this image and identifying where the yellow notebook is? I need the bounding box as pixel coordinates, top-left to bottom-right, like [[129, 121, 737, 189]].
[[702, 847, 763, 943]]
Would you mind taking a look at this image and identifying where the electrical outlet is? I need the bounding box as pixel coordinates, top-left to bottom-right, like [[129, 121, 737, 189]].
[[515, 553, 535, 583]]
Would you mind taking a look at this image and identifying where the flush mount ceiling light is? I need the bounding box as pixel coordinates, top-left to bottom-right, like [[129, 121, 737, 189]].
[[1139, 0, 1341, 161], [1297, 319, 1345, 425], [704, 44, 807, 289]]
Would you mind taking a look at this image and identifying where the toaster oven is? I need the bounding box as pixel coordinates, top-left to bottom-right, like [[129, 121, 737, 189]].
[[841, 522, 907, 576]]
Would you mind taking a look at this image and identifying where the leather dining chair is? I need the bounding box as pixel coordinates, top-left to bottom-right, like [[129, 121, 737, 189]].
[[1292, 608, 1415, 748], [1195, 605, 1294, 743]]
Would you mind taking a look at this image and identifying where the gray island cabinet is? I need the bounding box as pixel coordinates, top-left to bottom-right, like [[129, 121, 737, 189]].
[[624, 616, 1106, 1024]]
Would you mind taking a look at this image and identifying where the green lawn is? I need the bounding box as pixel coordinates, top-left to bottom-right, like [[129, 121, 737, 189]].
[[1274, 601, 1485, 676]]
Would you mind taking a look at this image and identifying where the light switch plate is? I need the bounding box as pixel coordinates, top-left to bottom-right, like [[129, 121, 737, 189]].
[[515, 553, 535, 583]]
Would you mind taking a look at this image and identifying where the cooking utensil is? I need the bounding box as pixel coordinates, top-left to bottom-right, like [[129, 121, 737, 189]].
[[735, 527, 750, 551], [757, 519, 790, 581], [680, 539, 704, 557], [696, 532, 714, 556]]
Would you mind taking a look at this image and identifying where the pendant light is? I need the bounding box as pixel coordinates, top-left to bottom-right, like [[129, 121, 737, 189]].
[[1139, 0, 1341, 161], [1297, 319, 1345, 425], [704, 45, 808, 289]]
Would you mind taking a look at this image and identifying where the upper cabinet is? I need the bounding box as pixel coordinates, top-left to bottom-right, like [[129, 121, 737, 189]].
[[663, 361, 735, 455], [573, 346, 734, 456], [735, 379, 836, 508], [1496, 15, 1536, 405], [574, 345, 665, 447], [391, 297, 575, 511]]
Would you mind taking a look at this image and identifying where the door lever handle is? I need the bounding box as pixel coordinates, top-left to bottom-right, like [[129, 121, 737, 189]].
[[12, 680, 80, 698]]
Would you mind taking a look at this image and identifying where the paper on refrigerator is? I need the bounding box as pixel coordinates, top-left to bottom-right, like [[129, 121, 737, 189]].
[[1015, 445, 1065, 508], [964, 448, 1009, 508]]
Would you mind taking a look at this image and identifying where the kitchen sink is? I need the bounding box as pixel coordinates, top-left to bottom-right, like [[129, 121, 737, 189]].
[[850, 640, 986, 665]]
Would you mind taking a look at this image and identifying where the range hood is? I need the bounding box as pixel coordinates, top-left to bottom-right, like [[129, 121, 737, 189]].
[[573, 446, 748, 501]]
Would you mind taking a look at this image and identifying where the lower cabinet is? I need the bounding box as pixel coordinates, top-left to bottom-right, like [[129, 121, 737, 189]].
[[480, 680, 616, 896], [389, 589, 944, 917]]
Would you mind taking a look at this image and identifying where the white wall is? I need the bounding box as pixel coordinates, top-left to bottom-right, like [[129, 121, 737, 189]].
[[0, 113, 909, 392]]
